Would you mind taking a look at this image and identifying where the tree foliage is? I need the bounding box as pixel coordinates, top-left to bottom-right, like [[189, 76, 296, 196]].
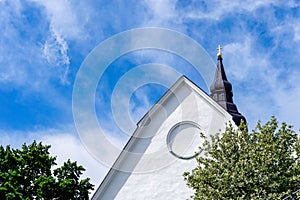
[[184, 117, 300, 199], [0, 141, 94, 200]]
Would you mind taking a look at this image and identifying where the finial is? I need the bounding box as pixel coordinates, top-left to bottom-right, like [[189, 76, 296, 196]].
[[217, 44, 222, 58]]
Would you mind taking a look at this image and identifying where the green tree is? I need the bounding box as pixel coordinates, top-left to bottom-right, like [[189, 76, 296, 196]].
[[184, 117, 300, 199], [0, 141, 94, 200]]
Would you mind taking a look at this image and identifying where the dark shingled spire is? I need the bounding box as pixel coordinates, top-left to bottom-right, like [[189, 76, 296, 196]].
[[210, 45, 246, 126]]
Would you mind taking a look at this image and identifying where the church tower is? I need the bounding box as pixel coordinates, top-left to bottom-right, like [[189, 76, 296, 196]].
[[210, 45, 246, 126]]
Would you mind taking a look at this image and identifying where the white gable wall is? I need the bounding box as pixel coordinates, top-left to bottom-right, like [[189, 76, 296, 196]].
[[93, 77, 234, 200]]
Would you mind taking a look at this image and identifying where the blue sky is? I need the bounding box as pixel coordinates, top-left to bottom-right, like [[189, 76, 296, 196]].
[[1, 0, 300, 193]]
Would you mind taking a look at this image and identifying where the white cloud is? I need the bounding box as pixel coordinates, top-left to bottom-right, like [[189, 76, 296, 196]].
[[30, 0, 84, 39], [43, 26, 70, 84], [223, 38, 257, 81], [30, 0, 88, 85], [142, 0, 186, 32], [222, 36, 300, 130], [184, 0, 283, 21], [0, 0, 72, 88], [143, 0, 177, 20], [0, 1, 29, 85], [293, 22, 300, 42], [272, 70, 300, 129]]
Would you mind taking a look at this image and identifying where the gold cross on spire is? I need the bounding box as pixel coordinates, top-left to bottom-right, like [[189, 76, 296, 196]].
[[217, 44, 222, 58]]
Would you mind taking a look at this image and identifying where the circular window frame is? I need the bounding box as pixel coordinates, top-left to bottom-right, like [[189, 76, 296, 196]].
[[166, 121, 203, 160]]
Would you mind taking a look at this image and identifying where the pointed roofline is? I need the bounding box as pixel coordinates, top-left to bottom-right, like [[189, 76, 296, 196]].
[[92, 75, 234, 199], [137, 75, 231, 128]]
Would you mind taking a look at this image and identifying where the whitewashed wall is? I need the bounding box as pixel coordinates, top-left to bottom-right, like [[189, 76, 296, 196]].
[[93, 77, 234, 200]]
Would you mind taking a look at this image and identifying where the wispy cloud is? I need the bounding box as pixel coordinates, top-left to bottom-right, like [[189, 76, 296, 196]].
[[29, 0, 85, 39], [142, 0, 180, 26], [223, 35, 300, 129], [294, 23, 300, 42], [30, 0, 90, 85], [43, 26, 70, 84], [0, 0, 70, 88]]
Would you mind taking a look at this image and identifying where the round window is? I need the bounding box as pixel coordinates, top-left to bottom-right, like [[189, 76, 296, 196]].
[[166, 121, 204, 160]]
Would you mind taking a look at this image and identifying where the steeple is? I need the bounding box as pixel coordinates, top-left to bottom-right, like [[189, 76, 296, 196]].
[[210, 45, 246, 126]]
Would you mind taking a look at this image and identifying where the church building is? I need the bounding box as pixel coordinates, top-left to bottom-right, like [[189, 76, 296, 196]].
[[92, 47, 245, 200]]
